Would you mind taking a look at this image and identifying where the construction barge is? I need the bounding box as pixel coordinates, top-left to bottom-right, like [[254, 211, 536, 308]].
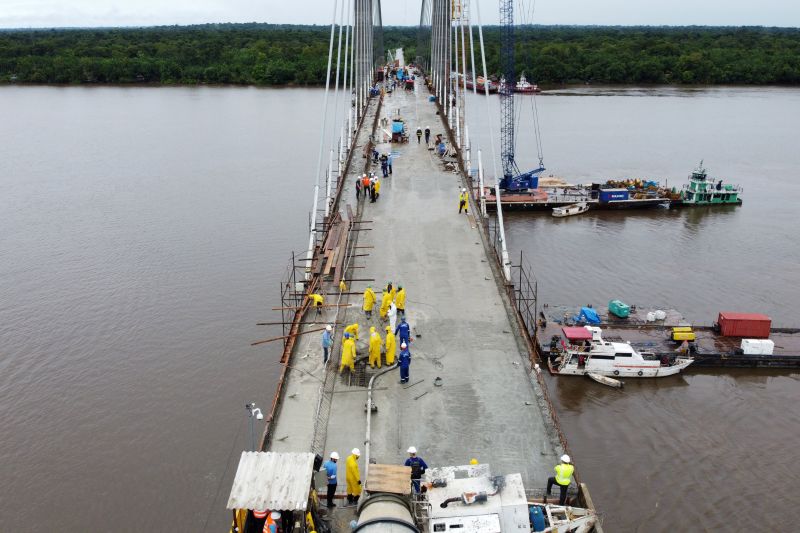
[[481, 163, 743, 212], [536, 306, 800, 369]]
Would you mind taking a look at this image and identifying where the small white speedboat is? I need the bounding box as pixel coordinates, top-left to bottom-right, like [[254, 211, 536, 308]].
[[552, 202, 589, 218]]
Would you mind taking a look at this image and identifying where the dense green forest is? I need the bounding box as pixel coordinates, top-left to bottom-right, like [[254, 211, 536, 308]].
[[1, 23, 799, 85]]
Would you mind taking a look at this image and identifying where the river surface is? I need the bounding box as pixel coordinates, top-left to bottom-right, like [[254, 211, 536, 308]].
[[1, 85, 798, 531]]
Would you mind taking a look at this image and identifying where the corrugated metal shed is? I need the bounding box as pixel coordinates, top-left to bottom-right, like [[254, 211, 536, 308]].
[[226, 451, 315, 511]]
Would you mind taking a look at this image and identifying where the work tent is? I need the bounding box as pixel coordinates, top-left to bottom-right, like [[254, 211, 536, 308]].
[[227, 451, 317, 532]]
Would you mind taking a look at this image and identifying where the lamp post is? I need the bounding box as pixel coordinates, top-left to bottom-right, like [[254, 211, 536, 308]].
[[246, 403, 264, 452]]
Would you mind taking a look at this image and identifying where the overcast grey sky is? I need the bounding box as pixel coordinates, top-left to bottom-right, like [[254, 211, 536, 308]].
[[1, 0, 798, 29]]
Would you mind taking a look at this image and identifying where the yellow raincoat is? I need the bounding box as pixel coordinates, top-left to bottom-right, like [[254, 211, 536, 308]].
[[374, 179, 381, 194], [395, 288, 406, 311], [346, 454, 362, 496], [344, 323, 359, 340], [379, 291, 392, 319], [368, 327, 383, 368], [384, 328, 396, 365], [339, 336, 356, 373], [363, 287, 376, 311]]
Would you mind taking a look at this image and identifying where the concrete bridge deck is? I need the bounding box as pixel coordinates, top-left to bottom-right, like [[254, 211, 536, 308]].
[[267, 78, 563, 497]]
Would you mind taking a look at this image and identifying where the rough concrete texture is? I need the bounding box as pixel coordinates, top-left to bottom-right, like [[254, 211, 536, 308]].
[[267, 80, 561, 499]]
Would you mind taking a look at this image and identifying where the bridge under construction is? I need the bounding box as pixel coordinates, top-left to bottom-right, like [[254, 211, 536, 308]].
[[225, 2, 600, 532]]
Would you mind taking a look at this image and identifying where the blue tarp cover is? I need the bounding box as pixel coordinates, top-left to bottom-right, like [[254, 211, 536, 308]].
[[392, 122, 404, 133], [573, 306, 601, 324]]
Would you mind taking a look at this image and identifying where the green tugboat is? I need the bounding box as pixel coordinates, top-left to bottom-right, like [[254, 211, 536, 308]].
[[680, 161, 743, 205]]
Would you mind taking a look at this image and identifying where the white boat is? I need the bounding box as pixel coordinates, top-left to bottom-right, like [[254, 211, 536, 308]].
[[515, 73, 542, 94], [552, 202, 589, 217], [550, 326, 693, 378], [587, 372, 623, 388]]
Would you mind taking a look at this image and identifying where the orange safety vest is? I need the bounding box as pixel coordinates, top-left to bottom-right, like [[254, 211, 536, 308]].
[[263, 514, 277, 533], [362, 177, 371, 188]]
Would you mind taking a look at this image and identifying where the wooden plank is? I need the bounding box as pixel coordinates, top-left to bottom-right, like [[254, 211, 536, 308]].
[[366, 464, 412, 494], [346, 204, 355, 222], [325, 247, 339, 276]]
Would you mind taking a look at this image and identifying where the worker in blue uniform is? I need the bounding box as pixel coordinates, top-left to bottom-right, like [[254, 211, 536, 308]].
[[398, 342, 411, 383], [404, 446, 428, 492], [323, 451, 340, 508], [395, 316, 411, 346]]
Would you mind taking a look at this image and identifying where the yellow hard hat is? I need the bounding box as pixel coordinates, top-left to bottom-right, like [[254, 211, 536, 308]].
[[470, 458, 478, 465]]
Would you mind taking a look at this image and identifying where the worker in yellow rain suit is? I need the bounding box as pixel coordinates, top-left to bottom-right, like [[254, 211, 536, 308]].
[[374, 178, 381, 201], [384, 326, 396, 365], [379, 290, 392, 320], [344, 323, 359, 340], [363, 286, 376, 319], [368, 326, 383, 368], [345, 448, 362, 505], [395, 284, 406, 319], [339, 333, 356, 374], [309, 293, 324, 317], [386, 281, 397, 301]]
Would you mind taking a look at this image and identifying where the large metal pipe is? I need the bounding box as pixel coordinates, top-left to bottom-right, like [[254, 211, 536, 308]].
[[354, 493, 419, 532]]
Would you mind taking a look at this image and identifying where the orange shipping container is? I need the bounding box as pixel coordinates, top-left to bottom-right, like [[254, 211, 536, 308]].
[[717, 312, 771, 338]]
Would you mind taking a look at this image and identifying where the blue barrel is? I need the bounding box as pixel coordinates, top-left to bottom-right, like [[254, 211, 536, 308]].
[[428, 95, 436, 102], [529, 506, 546, 531]]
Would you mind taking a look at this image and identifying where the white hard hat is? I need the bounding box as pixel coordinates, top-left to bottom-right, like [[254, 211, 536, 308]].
[[401, 342, 407, 348], [462, 188, 467, 192], [362, 173, 367, 177], [270, 511, 281, 519], [326, 324, 332, 331], [352, 448, 361, 456], [561, 454, 571, 463], [330, 451, 339, 460], [407, 446, 417, 454]]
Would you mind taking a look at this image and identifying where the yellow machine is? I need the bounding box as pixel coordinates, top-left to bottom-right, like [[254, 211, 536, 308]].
[[672, 326, 696, 342]]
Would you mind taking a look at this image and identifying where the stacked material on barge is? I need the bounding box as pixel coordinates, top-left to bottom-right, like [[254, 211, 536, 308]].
[[536, 305, 800, 369]]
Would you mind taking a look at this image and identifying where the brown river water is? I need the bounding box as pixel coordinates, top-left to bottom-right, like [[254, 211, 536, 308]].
[[1, 85, 798, 531]]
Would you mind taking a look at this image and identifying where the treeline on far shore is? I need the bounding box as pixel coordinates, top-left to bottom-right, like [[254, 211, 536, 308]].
[[1, 23, 799, 86]]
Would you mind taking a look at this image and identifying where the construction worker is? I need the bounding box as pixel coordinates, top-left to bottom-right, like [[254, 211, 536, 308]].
[[344, 322, 359, 341], [459, 188, 469, 214], [322, 324, 333, 364], [253, 509, 268, 529], [416, 127, 422, 144], [379, 290, 392, 320], [323, 451, 339, 508], [424, 126, 431, 145], [387, 301, 398, 331], [395, 284, 406, 319], [363, 285, 376, 318], [546, 454, 574, 506], [384, 326, 397, 365], [346, 448, 362, 505], [395, 316, 411, 346], [374, 177, 381, 200], [355, 176, 362, 199], [387, 153, 393, 175], [386, 281, 396, 301], [398, 342, 411, 383], [405, 446, 428, 493], [361, 174, 371, 197], [368, 326, 383, 368], [263, 511, 280, 533], [339, 279, 347, 292], [339, 333, 356, 374], [309, 293, 324, 317]]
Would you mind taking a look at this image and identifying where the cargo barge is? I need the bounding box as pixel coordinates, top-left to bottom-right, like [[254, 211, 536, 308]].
[[481, 163, 743, 212], [535, 306, 800, 369]]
